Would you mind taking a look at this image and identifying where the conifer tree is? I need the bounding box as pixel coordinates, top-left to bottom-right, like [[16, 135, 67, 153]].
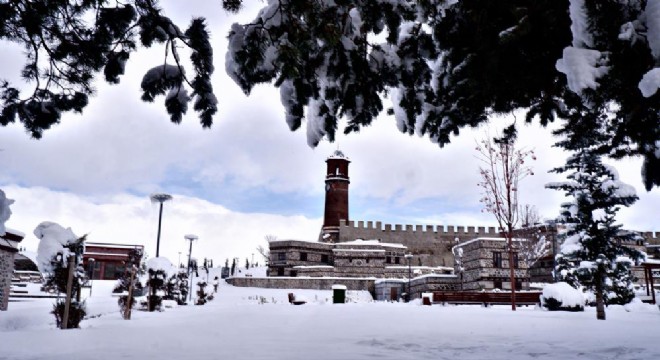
[[547, 114, 645, 320]]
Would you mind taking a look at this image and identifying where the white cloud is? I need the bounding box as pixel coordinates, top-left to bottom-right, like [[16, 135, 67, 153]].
[[2, 185, 321, 264]]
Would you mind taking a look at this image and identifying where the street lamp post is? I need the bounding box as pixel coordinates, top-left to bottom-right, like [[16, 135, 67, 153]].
[[178, 252, 182, 268], [184, 234, 198, 303], [405, 253, 413, 302], [150, 193, 172, 258], [88, 258, 96, 297]]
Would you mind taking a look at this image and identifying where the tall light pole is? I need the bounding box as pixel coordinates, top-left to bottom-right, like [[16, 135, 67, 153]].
[[405, 253, 413, 302], [150, 193, 172, 258], [185, 234, 198, 302], [178, 251, 182, 268], [88, 258, 96, 297]]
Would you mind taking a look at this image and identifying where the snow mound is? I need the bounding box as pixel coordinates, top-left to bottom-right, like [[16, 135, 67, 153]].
[[542, 282, 584, 309], [0, 189, 14, 236], [624, 298, 659, 313], [147, 257, 175, 276]]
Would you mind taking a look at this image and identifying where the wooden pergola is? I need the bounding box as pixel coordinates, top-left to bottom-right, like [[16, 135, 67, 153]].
[[641, 261, 660, 304]]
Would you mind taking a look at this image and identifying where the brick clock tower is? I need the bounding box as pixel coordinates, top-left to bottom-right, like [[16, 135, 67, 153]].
[[321, 150, 350, 243]]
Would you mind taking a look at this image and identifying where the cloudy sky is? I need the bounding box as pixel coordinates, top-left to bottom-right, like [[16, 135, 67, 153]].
[[1, 1, 658, 265]]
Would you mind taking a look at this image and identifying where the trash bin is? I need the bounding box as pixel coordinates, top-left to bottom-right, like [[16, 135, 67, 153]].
[[422, 292, 433, 306], [332, 284, 347, 304]]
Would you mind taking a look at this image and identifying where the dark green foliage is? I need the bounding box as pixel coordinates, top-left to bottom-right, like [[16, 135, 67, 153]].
[[146, 294, 162, 311], [0, 0, 214, 135], [542, 297, 583, 312], [118, 295, 136, 315], [52, 300, 87, 329], [226, 0, 659, 188], [146, 268, 167, 312], [195, 281, 208, 305], [113, 248, 144, 294], [164, 270, 189, 305]]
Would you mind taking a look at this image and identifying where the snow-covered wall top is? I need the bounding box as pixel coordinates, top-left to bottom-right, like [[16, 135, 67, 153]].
[[34, 221, 79, 274], [0, 189, 14, 236]]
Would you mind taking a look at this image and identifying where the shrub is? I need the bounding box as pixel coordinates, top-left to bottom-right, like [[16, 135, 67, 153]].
[[52, 300, 86, 328], [541, 282, 584, 312]]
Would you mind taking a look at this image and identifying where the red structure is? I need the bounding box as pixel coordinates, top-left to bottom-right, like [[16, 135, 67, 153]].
[[321, 150, 350, 242], [82, 242, 144, 280]]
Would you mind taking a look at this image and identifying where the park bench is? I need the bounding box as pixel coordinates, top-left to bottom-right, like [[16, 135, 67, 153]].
[[288, 292, 306, 305], [432, 291, 541, 307]]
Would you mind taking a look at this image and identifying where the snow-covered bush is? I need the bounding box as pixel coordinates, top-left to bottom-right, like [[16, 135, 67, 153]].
[[34, 222, 87, 328], [0, 189, 14, 235], [164, 269, 189, 305], [195, 280, 209, 305], [146, 257, 174, 312], [541, 282, 584, 312]]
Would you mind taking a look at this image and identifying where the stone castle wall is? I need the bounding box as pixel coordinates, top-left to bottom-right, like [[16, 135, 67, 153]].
[[338, 220, 660, 269], [337, 220, 504, 267], [0, 249, 15, 311]]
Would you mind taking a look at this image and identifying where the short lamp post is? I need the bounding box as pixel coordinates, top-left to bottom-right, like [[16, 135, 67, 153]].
[[88, 258, 96, 297], [184, 234, 198, 302], [150, 193, 172, 258], [405, 253, 413, 302]]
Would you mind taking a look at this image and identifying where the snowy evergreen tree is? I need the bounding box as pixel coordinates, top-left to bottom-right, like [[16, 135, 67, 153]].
[[0, 0, 216, 135], [164, 269, 189, 305], [547, 114, 645, 320], [34, 222, 87, 328], [145, 257, 174, 312], [113, 247, 144, 294]]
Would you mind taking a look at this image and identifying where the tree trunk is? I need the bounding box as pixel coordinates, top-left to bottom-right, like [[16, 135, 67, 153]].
[[62, 255, 76, 329], [507, 224, 517, 311], [595, 270, 606, 320]]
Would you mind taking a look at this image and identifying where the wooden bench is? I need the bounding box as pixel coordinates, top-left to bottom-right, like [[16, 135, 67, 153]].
[[288, 292, 306, 305], [432, 291, 541, 307]]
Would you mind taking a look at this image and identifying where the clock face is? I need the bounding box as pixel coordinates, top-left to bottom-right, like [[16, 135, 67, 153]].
[[325, 184, 331, 191]]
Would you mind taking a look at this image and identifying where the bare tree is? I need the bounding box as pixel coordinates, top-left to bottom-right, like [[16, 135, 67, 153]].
[[256, 234, 277, 263], [516, 205, 551, 271], [476, 125, 535, 311]]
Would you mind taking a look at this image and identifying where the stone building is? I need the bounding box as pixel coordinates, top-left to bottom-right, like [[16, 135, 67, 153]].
[[1, 228, 24, 311], [452, 237, 529, 291], [268, 239, 453, 279]]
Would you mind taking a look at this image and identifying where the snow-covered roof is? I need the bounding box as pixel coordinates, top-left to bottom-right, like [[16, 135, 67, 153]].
[[327, 149, 349, 160], [453, 237, 525, 249], [5, 227, 25, 238], [85, 242, 143, 250], [333, 248, 386, 253], [339, 239, 406, 248], [331, 284, 347, 290]]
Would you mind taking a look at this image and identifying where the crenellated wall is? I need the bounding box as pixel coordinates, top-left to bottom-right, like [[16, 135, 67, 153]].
[[337, 220, 504, 267]]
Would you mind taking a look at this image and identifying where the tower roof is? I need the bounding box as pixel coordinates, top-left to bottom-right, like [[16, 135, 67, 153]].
[[327, 149, 349, 160]]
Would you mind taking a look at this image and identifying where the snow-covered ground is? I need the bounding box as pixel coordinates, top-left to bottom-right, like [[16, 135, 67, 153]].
[[1, 267, 659, 360]]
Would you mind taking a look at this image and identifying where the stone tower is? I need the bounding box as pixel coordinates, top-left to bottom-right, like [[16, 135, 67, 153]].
[[321, 150, 350, 242]]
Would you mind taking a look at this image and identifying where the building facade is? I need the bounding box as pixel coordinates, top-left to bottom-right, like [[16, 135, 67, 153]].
[[83, 242, 144, 280], [268, 239, 453, 279]]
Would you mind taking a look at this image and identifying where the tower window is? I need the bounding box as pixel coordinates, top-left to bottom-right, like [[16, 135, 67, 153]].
[[300, 252, 307, 261]]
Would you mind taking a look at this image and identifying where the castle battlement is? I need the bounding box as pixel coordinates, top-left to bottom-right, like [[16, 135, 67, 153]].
[[339, 219, 503, 236], [338, 220, 659, 241]]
